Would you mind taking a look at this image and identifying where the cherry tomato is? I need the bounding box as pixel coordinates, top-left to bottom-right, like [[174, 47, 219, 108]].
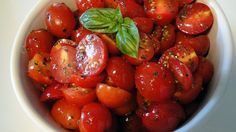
[[125, 33, 154, 65], [133, 17, 154, 33], [150, 26, 162, 54], [175, 31, 193, 45], [25, 29, 54, 59], [40, 83, 66, 102], [79, 103, 112, 132], [62, 85, 96, 106], [28, 53, 53, 84], [178, 0, 194, 7], [97, 33, 120, 55], [76, 0, 105, 13], [136, 92, 152, 110], [142, 102, 185, 132], [113, 97, 136, 116], [175, 72, 203, 104], [168, 58, 193, 91], [195, 57, 214, 84], [176, 3, 214, 35], [76, 34, 108, 76], [159, 44, 199, 72], [135, 62, 175, 102], [51, 99, 81, 129], [159, 24, 176, 53], [71, 27, 92, 43], [144, 0, 179, 25], [50, 42, 77, 83], [70, 72, 106, 88], [106, 57, 135, 91], [104, 0, 118, 8], [96, 83, 132, 108], [46, 3, 75, 38]]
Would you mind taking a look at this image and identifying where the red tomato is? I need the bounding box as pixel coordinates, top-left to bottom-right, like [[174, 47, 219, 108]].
[[25, 29, 54, 59], [178, 0, 194, 7], [136, 92, 152, 110], [76, 0, 105, 13], [46, 3, 75, 38], [142, 102, 185, 132], [97, 33, 120, 55], [76, 34, 108, 76], [176, 3, 214, 35], [175, 31, 193, 45], [28, 53, 53, 84], [71, 27, 92, 43], [96, 83, 132, 108], [195, 57, 214, 84], [150, 26, 162, 54], [40, 83, 66, 102], [133, 17, 154, 33], [175, 72, 203, 104], [159, 24, 176, 53], [51, 99, 81, 129], [50, 42, 77, 83], [125, 33, 154, 65], [70, 72, 106, 88], [144, 0, 179, 25], [62, 85, 96, 106], [113, 97, 136, 116], [168, 58, 193, 91], [79, 103, 112, 132], [159, 44, 199, 72], [135, 62, 176, 102], [104, 0, 118, 8], [106, 57, 135, 91]]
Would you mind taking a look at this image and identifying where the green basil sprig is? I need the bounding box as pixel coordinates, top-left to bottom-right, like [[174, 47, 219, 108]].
[[80, 8, 140, 58]]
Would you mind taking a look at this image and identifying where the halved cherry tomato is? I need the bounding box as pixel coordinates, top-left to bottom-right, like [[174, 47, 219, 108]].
[[28, 53, 53, 84], [46, 3, 75, 38], [125, 33, 154, 65], [96, 83, 132, 108], [175, 72, 203, 104], [75, 0, 105, 13], [168, 58, 193, 91], [76, 34, 108, 76], [144, 0, 179, 25], [71, 27, 92, 43], [178, 0, 194, 7], [150, 26, 162, 54], [175, 31, 193, 45], [25, 29, 54, 59], [159, 44, 199, 72], [51, 99, 81, 129], [135, 62, 175, 102], [40, 83, 66, 102], [106, 57, 135, 91], [142, 102, 185, 132], [176, 3, 214, 35], [62, 85, 96, 106], [50, 41, 77, 83], [79, 103, 112, 132], [133, 17, 154, 33], [195, 57, 214, 84], [70, 72, 106, 88], [97, 33, 120, 55], [159, 24, 176, 53]]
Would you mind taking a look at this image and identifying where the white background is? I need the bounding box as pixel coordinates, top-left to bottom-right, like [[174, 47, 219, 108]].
[[0, 0, 235, 131]]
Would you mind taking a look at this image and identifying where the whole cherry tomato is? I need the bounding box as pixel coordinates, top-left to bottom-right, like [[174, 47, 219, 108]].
[[75, 0, 105, 13], [71, 27, 92, 43], [195, 57, 214, 84]]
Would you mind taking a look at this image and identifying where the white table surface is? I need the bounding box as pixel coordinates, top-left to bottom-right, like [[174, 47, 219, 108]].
[[0, 0, 235, 131]]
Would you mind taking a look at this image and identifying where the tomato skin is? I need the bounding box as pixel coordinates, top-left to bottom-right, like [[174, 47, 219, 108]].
[[195, 57, 214, 84], [118, 0, 146, 18], [176, 3, 214, 35], [79, 103, 112, 132], [28, 53, 53, 84], [50, 42, 77, 83], [40, 83, 66, 102], [144, 0, 179, 25], [71, 27, 92, 43], [25, 29, 54, 59], [76, 0, 105, 13], [142, 102, 185, 132], [46, 3, 75, 38], [96, 83, 132, 108], [133, 17, 154, 33], [70, 72, 106, 88], [135, 62, 176, 102], [76, 34, 108, 76], [106, 57, 135, 91], [51, 99, 81, 129], [62, 85, 96, 106]]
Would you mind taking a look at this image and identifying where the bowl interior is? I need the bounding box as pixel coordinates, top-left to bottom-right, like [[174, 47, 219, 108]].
[[10, 0, 233, 131]]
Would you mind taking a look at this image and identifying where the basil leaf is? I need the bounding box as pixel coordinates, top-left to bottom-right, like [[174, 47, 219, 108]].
[[79, 8, 123, 33], [116, 17, 140, 58]]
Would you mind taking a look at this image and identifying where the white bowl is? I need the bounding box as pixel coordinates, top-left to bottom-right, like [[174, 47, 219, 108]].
[[10, 0, 233, 131]]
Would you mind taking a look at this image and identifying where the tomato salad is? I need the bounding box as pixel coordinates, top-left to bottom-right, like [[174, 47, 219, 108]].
[[25, 0, 214, 131]]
